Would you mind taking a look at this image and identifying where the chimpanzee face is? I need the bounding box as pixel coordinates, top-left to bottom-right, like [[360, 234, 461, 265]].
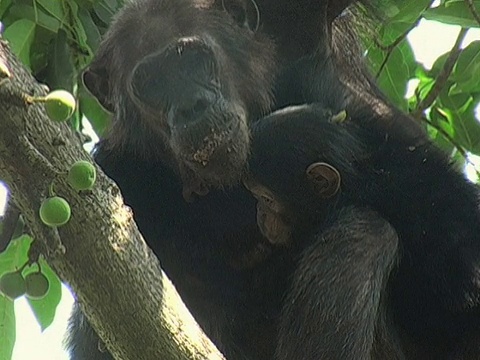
[[84, 0, 276, 190]]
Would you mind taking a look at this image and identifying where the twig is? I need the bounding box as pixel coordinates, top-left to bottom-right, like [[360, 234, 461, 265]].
[[465, 0, 480, 26], [412, 27, 468, 119], [418, 116, 467, 160], [375, 0, 435, 78], [418, 115, 480, 179]]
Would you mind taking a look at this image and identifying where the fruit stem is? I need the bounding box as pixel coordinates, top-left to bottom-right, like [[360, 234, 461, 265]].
[[48, 181, 56, 197], [24, 95, 47, 104]]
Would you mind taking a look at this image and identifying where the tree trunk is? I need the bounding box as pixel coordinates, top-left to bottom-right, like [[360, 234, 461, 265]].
[[0, 38, 224, 360]]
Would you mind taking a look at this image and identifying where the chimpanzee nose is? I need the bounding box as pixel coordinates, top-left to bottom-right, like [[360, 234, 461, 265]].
[[177, 97, 209, 122], [166, 37, 219, 127], [169, 92, 217, 128], [130, 36, 220, 123], [176, 37, 208, 53], [168, 36, 216, 77]]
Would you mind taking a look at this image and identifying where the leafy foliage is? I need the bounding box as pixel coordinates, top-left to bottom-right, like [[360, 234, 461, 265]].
[[364, 0, 480, 163], [0, 0, 479, 359], [0, 0, 120, 134]]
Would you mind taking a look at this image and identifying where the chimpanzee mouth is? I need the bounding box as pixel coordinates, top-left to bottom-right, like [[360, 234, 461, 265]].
[[172, 123, 248, 186], [183, 123, 245, 169], [168, 99, 250, 186], [190, 127, 234, 166]]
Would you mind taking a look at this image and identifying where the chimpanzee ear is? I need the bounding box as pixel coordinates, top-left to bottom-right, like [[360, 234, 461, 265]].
[[222, 0, 260, 32], [82, 65, 114, 113], [306, 162, 341, 199]]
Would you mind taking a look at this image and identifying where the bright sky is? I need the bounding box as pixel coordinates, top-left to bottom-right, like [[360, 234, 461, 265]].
[[0, 17, 479, 360]]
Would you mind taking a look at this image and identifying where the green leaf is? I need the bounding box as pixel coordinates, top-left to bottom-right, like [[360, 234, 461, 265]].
[[427, 104, 468, 161], [3, 19, 36, 67], [0, 0, 12, 18], [65, 0, 92, 59], [424, 2, 480, 28], [0, 297, 15, 360], [71, 101, 82, 131], [79, 87, 111, 137], [430, 104, 454, 136], [450, 41, 480, 93], [428, 52, 450, 78], [105, 0, 124, 10], [24, 260, 62, 331], [0, 235, 33, 275], [28, 27, 56, 75], [93, 1, 116, 26], [454, 41, 480, 81], [367, 31, 416, 110], [8, 4, 60, 33], [388, 0, 432, 23], [77, 6, 101, 53], [36, 0, 65, 24], [414, 75, 435, 103], [43, 28, 75, 92], [0, 214, 25, 248], [439, 91, 480, 154]]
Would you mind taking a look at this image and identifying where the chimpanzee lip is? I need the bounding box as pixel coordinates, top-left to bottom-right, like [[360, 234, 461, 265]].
[[176, 120, 249, 187], [189, 127, 233, 166], [170, 100, 248, 174]]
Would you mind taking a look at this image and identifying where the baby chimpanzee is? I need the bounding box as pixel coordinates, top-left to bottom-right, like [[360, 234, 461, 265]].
[[245, 104, 480, 359]]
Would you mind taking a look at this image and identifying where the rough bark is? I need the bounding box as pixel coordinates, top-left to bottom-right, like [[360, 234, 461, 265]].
[[0, 39, 224, 360]]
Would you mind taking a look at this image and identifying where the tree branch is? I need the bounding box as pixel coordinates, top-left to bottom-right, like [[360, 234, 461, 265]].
[[465, 0, 480, 27], [412, 27, 468, 120], [418, 116, 467, 159], [0, 39, 224, 360], [374, 0, 435, 79]]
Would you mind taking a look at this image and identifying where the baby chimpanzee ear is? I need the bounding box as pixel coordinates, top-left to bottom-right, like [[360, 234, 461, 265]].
[[222, 0, 260, 32], [306, 162, 341, 199]]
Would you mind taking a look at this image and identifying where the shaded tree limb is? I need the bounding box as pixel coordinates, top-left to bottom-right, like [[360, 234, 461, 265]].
[[465, 0, 480, 27], [0, 39, 224, 360]]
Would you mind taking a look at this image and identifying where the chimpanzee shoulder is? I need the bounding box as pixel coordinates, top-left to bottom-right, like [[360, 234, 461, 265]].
[[66, 0, 434, 359], [246, 104, 480, 358]]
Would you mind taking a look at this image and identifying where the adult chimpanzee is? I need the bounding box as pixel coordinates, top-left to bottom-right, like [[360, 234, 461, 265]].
[[245, 104, 480, 359], [66, 0, 428, 359]]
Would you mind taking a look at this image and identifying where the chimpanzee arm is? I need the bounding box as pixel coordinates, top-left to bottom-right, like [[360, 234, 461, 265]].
[[275, 206, 399, 360]]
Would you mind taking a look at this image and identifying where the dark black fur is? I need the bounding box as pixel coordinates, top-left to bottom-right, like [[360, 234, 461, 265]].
[[247, 104, 480, 359], [276, 206, 400, 360], [69, 0, 284, 358], [66, 0, 432, 359]]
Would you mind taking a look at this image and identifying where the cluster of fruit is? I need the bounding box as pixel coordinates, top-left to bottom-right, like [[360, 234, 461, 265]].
[[0, 89, 98, 301], [0, 269, 49, 300], [39, 160, 97, 227]]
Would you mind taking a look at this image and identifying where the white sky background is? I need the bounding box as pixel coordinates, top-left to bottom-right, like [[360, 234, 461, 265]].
[[0, 18, 479, 360]]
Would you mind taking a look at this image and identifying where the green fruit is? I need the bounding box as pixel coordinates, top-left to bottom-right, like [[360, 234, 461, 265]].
[[68, 161, 97, 191], [39, 196, 71, 227], [25, 272, 50, 299], [0, 271, 26, 300], [44, 90, 76, 122]]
